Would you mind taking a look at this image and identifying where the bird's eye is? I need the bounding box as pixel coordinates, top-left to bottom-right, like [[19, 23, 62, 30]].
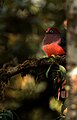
[[50, 30, 54, 33], [46, 27, 60, 34]]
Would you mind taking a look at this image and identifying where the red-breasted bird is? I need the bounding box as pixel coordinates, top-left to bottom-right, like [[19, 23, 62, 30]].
[[42, 27, 66, 56], [42, 27, 67, 100]]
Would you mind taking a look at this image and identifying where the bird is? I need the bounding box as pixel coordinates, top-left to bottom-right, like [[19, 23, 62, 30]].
[[42, 27, 66, 56], [42, 27, 67, 101]]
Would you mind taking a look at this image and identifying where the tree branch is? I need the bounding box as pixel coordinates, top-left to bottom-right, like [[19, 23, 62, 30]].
[[0, 55, 66, 82]]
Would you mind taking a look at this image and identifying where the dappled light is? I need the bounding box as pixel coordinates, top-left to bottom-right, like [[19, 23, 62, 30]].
[[0, 0, 68, 120]]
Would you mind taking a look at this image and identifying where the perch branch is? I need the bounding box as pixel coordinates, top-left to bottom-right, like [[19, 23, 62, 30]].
[[0, 55, 66, 82]]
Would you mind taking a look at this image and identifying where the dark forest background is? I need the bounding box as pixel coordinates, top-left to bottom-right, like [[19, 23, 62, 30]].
[[0, 0, 66, 65], [0, 0, 67, 120]]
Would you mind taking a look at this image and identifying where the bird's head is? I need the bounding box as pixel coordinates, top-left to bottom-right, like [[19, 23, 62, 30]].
[[46, 27, 60, 34], [43, 27, 61, 45]]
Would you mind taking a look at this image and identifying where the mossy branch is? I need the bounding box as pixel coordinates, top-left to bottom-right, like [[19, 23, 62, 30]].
[[0, 55, 66, 82]]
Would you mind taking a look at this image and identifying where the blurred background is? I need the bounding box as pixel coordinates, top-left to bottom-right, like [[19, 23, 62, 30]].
[[0, 0, 67, 120], [0, 0, 66, 66]]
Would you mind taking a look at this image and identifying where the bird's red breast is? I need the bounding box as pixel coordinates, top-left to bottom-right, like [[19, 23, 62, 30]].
[[42, 43, 65, 56]]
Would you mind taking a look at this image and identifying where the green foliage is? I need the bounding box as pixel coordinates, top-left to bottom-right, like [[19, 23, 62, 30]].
[[0, 110, 13, 120], [61, 99, 68, 114], [46, 56, 66, 95]]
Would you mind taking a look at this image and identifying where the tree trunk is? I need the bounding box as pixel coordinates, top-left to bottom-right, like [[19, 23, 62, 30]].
[[66, 0, 77, 120]]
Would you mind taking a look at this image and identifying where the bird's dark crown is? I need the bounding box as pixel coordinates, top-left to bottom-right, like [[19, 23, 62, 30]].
[[46, 27, 60, 34]]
